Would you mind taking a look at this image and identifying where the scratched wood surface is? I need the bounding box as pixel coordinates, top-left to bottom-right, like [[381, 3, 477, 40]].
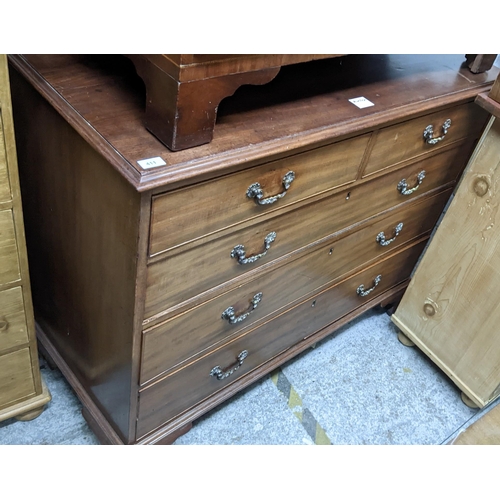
[[392, 115, 500, 407]]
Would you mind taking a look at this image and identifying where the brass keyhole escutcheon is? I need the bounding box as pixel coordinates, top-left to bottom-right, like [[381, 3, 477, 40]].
[[423, 303, 436, 317], [473, 177, 489, 197]]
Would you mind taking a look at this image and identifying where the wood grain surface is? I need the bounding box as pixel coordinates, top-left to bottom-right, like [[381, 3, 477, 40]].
[[0, 348, 35, 409], [0, 209, 20, 285], [0, 121, 11, 202], [0, 286, 29, 352], [392, 115, 500, 407], [362, 102, 488, 177], [11, 67, 141, 439]]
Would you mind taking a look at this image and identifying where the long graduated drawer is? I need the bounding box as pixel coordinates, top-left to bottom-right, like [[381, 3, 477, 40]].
[[145, 144, 470, 322], [141, 189, 452, 384], [137, 240, 427, 438]]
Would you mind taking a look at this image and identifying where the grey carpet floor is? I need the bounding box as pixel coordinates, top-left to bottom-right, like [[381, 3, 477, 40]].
[[1, 308, 497, 445]]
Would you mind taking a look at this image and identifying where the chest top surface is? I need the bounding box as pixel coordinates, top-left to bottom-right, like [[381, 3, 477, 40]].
[[8, 54, 500, 192]]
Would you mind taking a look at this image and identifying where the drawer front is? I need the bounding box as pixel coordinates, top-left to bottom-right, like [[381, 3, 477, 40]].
[[141, 191, 450, 384], [363, 102, 487, 177], [0, 116, 12, 203], [0, 286, 29, 352], [0, 209, 21, 284], [146, 184, 454, 317], [137, 240, 427, 437], [0, 347, 35, 409], [149, 134, 370, 256], [144, 143, 470, 321]]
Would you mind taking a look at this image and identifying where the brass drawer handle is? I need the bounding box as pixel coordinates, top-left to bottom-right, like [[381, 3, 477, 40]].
[[247, 171, 295, 205], [356, 275, 382, 297], [0, 317, 9, 332], [210, 350, 248, 380], [376, 222, 404, 246], [423, 118, 451, 145], [231, 232, 277, 265], [221, 292, 263, 324], [397, 170, 426, 196]]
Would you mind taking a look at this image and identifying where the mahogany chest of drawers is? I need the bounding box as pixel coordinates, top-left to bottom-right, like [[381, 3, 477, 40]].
[[7, 54, 498, 444]]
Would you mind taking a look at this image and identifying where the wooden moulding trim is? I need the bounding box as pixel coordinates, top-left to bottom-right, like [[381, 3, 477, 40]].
[[143, 54, 279, 83], [144, 55, 341, 83], [7, 55, 142, 190], [390, 315, 485, 408], [126, 194, 154, 440], [137, 281, 409, 445], [35, 323, 126, 445]]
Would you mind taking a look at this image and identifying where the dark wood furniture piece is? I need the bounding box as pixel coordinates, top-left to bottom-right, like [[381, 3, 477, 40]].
[[0, 54, 50, 423], [126, 55, 341, 151], [8, 54, 498, 445]]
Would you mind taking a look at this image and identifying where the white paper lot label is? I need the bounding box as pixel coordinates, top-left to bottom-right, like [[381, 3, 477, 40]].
[[348, 97, 375, 109], [137, 157, 167, 169]]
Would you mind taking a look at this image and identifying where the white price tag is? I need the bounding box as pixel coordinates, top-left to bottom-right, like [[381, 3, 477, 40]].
[[137, 157, 167, 169], [348, 97, 375, 109]]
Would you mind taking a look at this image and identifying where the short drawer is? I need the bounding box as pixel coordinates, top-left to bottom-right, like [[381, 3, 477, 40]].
[[144, 143, 470, 321], [0, 287, 29, 353], [149, 134, 370, 257], [363, 102, 488, 177], [141, 191, 450, 384], [137, 240, 427, 438], [0, 118, 12, 203], [0, 209, 21, 284], [0, 347, 35, 409]]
